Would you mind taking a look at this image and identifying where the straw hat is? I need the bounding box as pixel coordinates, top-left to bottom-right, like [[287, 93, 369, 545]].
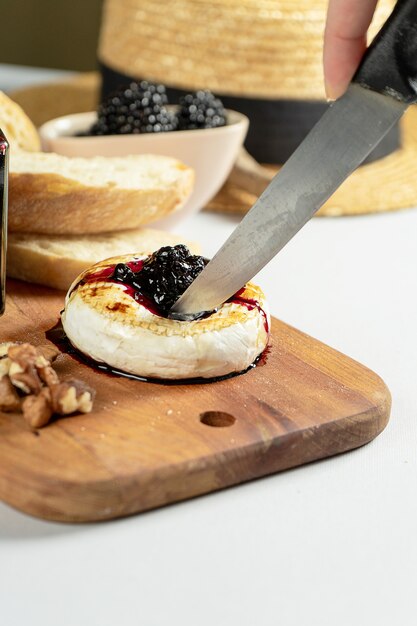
[[98, 0, 393, 100], [97, 0, 416, 216]]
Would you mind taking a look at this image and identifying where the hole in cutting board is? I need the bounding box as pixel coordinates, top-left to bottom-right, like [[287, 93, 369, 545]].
[[200, 411, 236, 428]]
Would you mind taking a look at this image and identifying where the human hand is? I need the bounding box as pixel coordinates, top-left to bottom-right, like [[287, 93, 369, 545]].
[[323, 0, 379, 100]]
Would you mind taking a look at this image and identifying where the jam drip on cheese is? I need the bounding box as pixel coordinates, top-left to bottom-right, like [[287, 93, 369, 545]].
[[71, 245, 269, 333], [231, 288, 269, 334]]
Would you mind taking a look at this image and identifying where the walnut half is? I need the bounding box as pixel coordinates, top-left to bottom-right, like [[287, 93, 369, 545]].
[[22, 388, 53, 429], [0, 375, 21, 412], [8, 343, 42, 395], [50, 380, 95, 415], [36, 344, 60, 363], [7, 343, 60, 395], [0, 341, 96, 429]]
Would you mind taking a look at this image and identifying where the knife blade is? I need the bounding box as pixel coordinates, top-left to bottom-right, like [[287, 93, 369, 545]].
[[171, 0, 417, 318]]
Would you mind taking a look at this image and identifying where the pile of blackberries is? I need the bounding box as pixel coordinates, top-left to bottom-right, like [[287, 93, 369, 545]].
[[90, 81, 227, 135]]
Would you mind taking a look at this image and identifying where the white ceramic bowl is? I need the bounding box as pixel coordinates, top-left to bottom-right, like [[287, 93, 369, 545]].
[[39, 109, 248, 228]]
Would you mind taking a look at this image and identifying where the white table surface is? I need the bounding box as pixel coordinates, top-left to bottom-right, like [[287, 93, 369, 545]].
[[1, 67, 417, 626]]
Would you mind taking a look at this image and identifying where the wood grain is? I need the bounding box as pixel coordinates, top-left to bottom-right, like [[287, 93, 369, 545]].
[[0, 280, 391, 522]]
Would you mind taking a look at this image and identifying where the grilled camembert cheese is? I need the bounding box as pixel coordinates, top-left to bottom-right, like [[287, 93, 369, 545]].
[[61, 250, 270, 380]]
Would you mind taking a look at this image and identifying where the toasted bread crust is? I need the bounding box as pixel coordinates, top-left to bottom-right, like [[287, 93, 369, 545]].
[[0, 91, 40, 151], [7, 229, 200, 290], [9, 167, 194, 234], [7, 242, 80, 291], [1, 90, 194, 235]]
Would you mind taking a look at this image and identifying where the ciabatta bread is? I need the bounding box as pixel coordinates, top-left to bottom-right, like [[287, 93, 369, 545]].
[[9, 150, 194, 235], [7, 228, 200, 290]]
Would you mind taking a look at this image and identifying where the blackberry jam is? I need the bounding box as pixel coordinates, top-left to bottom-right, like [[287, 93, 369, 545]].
[[72, 245, 268, 333], [74, 245, 209, 318], [127, 245, 207, 315]]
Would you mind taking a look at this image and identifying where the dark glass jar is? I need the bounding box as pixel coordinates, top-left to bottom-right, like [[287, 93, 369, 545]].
[[0, 130, 9, 315]]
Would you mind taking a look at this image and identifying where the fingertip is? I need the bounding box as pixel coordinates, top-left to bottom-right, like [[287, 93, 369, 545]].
[[325, 81, 337, 101], [325, 81, 345, 101]]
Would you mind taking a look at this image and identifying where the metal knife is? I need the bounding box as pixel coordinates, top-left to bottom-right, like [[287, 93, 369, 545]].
[[0, 130, 9, 316], [171, 0, 417, 319]]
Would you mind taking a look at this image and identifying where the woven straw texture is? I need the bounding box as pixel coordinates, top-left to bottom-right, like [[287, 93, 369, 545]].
[[208, 107, 417, 216], [98, 0, 394, 100]]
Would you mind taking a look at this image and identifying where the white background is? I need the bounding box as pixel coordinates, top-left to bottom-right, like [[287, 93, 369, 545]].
[[1, 68, 417, 626]]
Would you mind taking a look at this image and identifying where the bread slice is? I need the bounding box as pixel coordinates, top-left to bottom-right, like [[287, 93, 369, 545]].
[[9, 150, 194, 235], [7, 228, 200, 291], [0, 91, 41, 151], [0, 90, 194, 234]]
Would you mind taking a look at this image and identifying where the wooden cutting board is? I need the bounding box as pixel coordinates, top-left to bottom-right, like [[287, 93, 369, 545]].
[[0, 280, 391, 522]]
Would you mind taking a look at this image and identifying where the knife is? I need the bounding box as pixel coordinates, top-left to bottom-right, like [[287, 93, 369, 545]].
[[0, 129, 9, 316], [171, 0, 417, 319]]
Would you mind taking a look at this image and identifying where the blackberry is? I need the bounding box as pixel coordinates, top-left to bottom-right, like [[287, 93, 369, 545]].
[[138, 245, 207, 314], [90, 81, 178, 135], [109, 246, 206, 315], [110, 244, 208, 316], [112, 263, 135, 283], [108, 244, 208, 320], [177, 90, 227, 130]]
